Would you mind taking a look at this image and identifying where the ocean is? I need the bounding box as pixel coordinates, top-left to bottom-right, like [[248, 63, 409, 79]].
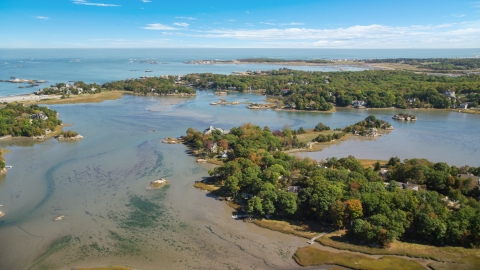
[[1, 48, 480, 97]]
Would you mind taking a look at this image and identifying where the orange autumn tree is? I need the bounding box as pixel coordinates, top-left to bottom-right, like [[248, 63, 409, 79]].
[[345, 199, 363, 224]]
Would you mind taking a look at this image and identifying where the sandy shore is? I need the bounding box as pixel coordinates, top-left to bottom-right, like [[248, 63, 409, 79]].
[[0, 94, 62, 103]]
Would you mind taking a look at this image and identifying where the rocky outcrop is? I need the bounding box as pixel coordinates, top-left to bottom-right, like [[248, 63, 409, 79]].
[[57, 134, 84, 141]]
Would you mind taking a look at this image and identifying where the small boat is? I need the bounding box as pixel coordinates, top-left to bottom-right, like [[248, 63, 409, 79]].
[[210, 102, 218, 105], [145, 70, 153, 72], [54, 215, 65, 221], [5, 166, 13, 169]]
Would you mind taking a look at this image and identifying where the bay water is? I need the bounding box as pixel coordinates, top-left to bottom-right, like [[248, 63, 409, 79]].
[[0, 49, 479, 269]]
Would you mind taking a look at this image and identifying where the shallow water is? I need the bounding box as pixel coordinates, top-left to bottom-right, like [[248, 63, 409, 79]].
[[0, 92, 479, 269]]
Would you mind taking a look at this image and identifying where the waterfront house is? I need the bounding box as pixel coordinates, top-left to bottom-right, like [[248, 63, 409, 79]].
[[443, 90, 456, 99], [227, 86, 237, 90], [287, 186, 302, 193], [30, 112, 48, 120], [281, 88, 291, 94], [352, 100, 366, 108], [203, 126, 229, 136], [458, 174, 480, 186], [402, 182, 419, 191]]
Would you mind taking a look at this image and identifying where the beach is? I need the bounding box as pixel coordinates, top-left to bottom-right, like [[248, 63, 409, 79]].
[[0, 94, 62, 103]]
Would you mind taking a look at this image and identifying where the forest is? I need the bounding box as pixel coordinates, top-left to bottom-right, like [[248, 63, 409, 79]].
[[0, 103, 62, 137], [364, 58, 480, 71], [183, 121, 480, 248], [33, 69, 480, 111], [183, 69, 480, 110]]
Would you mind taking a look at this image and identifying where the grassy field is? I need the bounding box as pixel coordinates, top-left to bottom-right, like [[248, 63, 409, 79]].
[[0, 148, 10, 161], [252, 218, 480, 269], [193, 181, 220, 192], [34, 91, 128, 105], [357, 159, 388, 168], [252, 219, 320, 239], [318, 231, 480, 269], [293, 246, 426, 270]]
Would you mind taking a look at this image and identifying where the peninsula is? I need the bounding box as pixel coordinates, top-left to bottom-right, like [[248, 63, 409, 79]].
[[183, 120, 480, 270]]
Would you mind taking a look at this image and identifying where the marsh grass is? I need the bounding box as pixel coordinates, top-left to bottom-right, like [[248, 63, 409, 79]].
[[293, 246, 425, 270]]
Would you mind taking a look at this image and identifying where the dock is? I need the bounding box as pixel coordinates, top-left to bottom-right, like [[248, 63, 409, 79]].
[[307, 233, 325, 244]]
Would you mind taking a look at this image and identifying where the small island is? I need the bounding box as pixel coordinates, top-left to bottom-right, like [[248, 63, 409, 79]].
[[392, 113, 417, 121], [147, 178, 169, 190], [56, 130, 84, 141]]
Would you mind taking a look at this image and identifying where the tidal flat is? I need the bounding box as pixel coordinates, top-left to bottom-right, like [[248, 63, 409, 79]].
[[0, 92, 479, 269]]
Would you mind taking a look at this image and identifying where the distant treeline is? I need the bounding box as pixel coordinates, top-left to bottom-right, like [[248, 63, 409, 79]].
[[237, 58, 331, 64], [102, 77, 196, 95], [364, 58, 480, 71], [184, 69, 480, 110]]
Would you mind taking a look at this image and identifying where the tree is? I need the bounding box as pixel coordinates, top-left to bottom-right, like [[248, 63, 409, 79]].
[[345, 199, 363, 223], [330, 200, 345, 228], [276, 191, 298, 215], [314, 122, 330, 132], [247, 197, 264, 216]]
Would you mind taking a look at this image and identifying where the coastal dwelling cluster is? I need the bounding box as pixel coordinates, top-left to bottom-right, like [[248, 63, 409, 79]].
[[34, 83, 99, 96]]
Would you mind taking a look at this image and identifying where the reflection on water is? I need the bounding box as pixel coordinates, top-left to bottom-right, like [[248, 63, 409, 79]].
[[0, 93, 479, 269]]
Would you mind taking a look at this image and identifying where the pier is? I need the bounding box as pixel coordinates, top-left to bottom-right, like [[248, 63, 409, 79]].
[[307, 233, 326, 244]]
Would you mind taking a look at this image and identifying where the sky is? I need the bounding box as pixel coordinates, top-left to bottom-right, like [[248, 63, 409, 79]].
[[0, 0, 479, 48]]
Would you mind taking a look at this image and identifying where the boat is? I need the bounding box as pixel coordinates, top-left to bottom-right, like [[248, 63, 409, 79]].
[[210, 102, 218, 105], [5, 166, 13, 169], [145, 70, 153, 72]]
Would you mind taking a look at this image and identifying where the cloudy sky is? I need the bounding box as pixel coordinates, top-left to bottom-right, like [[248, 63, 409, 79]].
[[1, 0, 479, 48]]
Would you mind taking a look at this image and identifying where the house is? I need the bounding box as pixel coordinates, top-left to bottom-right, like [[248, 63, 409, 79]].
[[458, 174, 480, 186], [459, 103, 469, 109], [30, 112, 48, 120], [209, 142, 218, 153], [281, 88, 290, 94], [91, 87, 97, 92], [77, 88, 83, 94], [352, 100, 366, 108], [385, 181, 419, 191], [402, 182, 419, 191], [443, 90, 456, 99], [441, 196, 461, 209], [407, 98, 416, 103], [221, 150, 228, 158], [227, 86, 237, 90], [379, 168, 389, 180], [203, 126, 229, 136], [287, 186, 302, 193], [240, 192, 254, 200]]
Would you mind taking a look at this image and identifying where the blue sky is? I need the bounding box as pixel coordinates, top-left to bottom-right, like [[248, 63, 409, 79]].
[[1, 0, 479, 48]]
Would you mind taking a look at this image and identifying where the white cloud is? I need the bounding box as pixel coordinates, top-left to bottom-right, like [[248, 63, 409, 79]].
[[166, 21, 480, 48], [141, 0, 151, 2], [260, 22, 276, 25], [35, 16, 49, 20], [245, 23, 254, 26], [175, 16, 196, 20], [173, 22, 189, 27], [72, 0, 120, 7], [280, 22, 304, 26], [452, 14, 466, 17], [227, 19, 236, 22], [142, 23, 178, 30]]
